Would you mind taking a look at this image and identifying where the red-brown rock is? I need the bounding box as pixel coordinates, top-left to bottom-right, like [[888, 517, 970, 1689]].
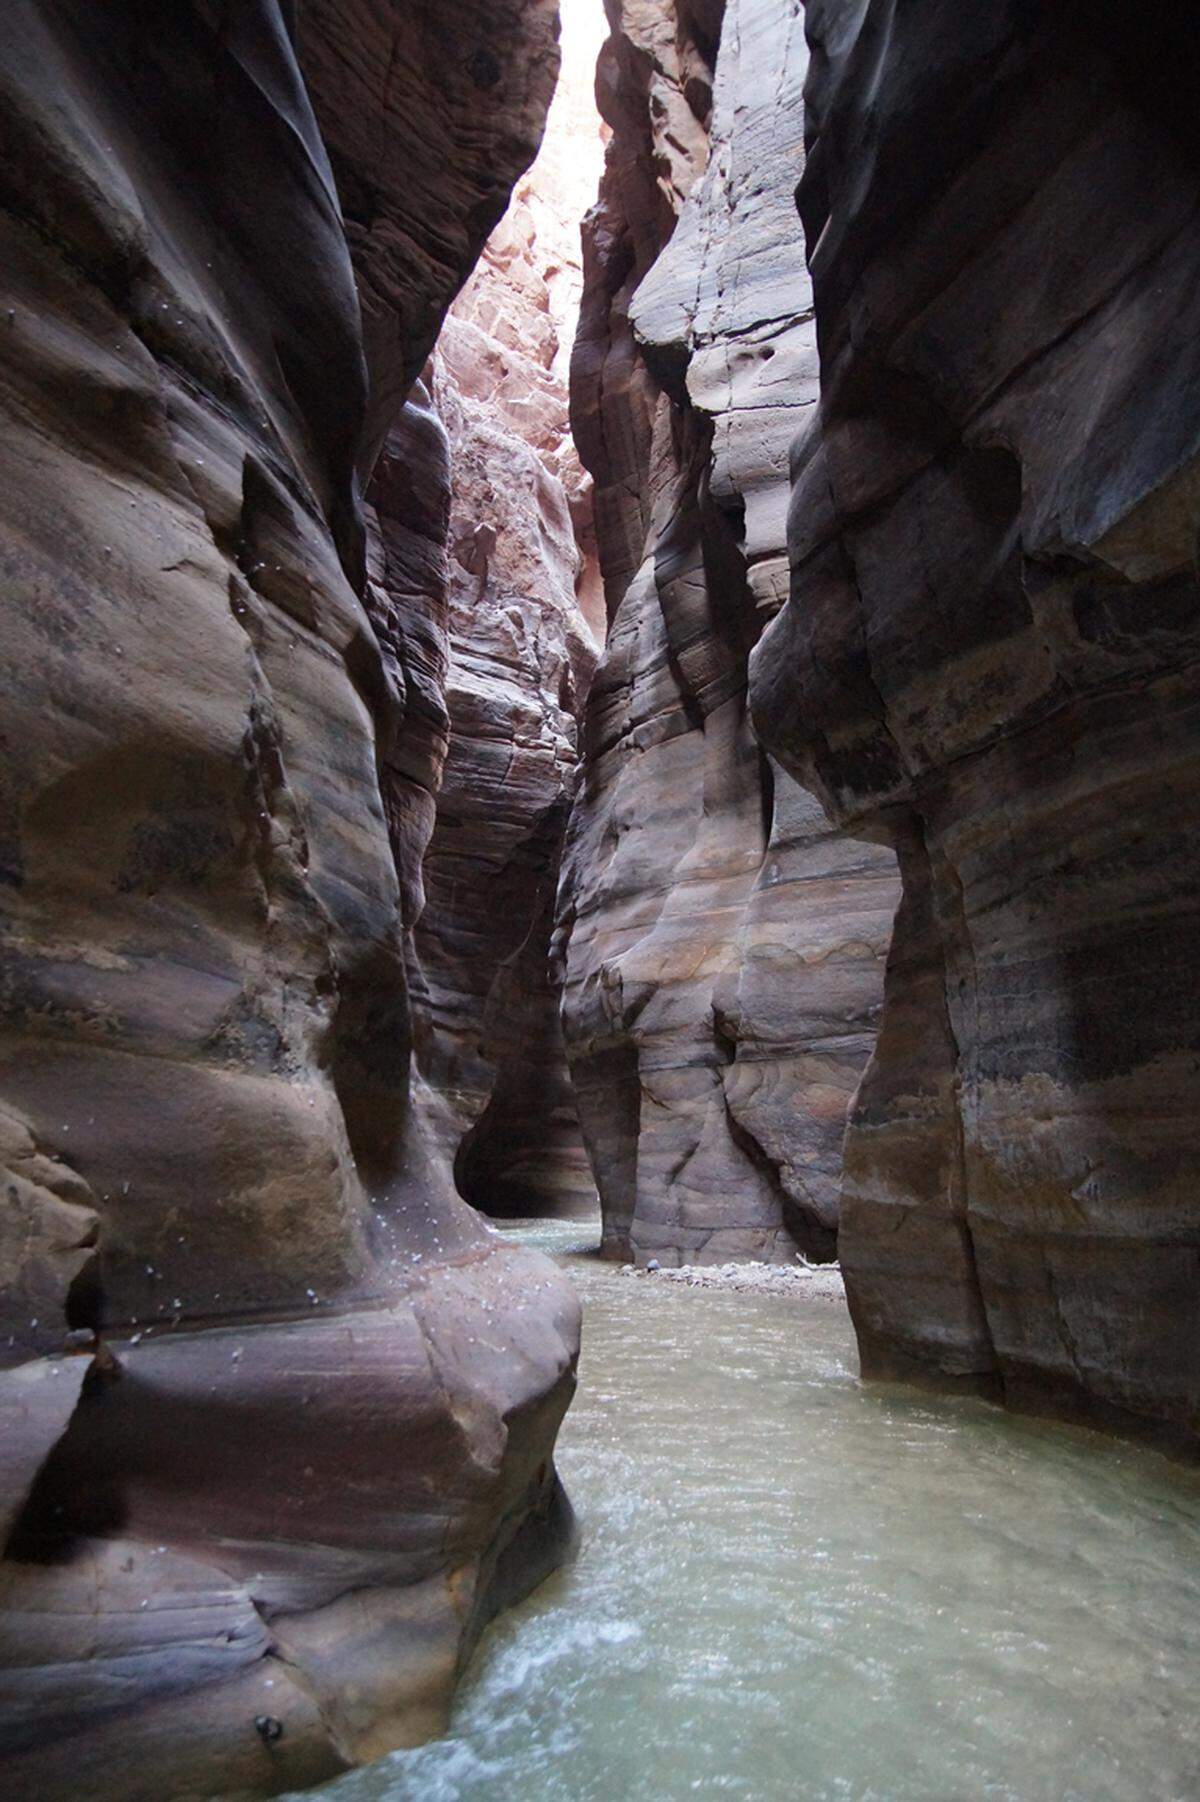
[[0, 3, 577, 1793], [370, 19, 606, 1222]]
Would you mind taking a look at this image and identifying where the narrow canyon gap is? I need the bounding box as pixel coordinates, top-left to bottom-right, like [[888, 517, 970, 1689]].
[[2, 0, 1200, 1798], [402, 0, 607, 1225]]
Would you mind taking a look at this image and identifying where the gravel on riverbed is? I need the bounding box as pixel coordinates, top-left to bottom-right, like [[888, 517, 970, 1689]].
[[620, 1260, 845, 1300]]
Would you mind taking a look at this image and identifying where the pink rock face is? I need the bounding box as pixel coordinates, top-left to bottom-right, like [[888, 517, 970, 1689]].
[[561, 0, 900, 1266], [750, 0, 1200, 1450], [405, 315, 599, 1219], [0, 3, 577, 1793], [364, 11, 605, 1223], [296, 0, 563, 471]]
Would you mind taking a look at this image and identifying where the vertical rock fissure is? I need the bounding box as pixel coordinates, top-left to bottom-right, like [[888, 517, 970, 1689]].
[[394, 0, 607, 1224]]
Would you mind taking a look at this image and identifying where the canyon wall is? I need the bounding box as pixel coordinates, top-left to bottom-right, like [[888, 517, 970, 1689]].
[[751, 0, 1200, 1451], [561, 0, 900, 1266], [405, 315, 596, 1221], [0, 4, 579, 1796], [404, 20, 605, 1221]]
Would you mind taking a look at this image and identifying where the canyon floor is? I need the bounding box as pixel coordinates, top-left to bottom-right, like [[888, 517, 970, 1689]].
[[291, 1216, 1200, 1802]]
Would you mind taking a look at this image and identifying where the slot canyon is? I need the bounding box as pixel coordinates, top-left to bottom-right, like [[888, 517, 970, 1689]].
[[1, 2, 1199, 1798]]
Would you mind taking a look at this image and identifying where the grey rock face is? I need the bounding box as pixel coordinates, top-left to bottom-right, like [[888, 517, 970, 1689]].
[[751, 0, 1200, 1451], [561, 0, 899, 1266]]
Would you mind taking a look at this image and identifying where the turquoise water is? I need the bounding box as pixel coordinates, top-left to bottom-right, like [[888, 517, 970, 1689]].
[[295, 1217, 1200, 1802]]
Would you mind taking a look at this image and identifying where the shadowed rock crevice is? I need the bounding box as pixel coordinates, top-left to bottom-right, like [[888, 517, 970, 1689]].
[[396, 11, 605, 1225]]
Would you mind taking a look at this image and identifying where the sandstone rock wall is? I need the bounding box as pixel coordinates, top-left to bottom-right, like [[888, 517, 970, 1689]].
[[401, 17, 605, 1222], [296, 0, 564, 472], [0, 4, 578, 1795], [751, 0, 1200, 1451], [561, 0, 899, 1266], [403, 317, 597, 1219]]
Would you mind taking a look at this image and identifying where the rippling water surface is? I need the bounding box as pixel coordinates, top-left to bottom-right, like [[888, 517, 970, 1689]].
[[297, 1216, 1200, 1802]]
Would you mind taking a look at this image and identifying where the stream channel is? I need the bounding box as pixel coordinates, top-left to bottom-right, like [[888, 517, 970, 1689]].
[[294, 1216, 1200, 1801]]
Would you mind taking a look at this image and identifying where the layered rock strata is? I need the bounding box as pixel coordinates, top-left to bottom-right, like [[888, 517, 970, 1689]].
[[403, 16, 605, 1221], [0, 3, 577, 1796], [751, 0, 1200, 1451], [296, 0, 564, 471], [561, 0, 899, 1265], [406, 327, 598, 1219]]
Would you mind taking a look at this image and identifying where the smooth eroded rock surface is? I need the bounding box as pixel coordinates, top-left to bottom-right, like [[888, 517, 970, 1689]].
[[750, 0, 1200, 1450], [296, 0, 562, 471], [561, 0, 899, 1266], [0, 3, 577, 1793]]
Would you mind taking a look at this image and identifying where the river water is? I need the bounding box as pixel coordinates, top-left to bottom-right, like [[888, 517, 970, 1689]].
[[297, 1216, 1200, 1802]]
